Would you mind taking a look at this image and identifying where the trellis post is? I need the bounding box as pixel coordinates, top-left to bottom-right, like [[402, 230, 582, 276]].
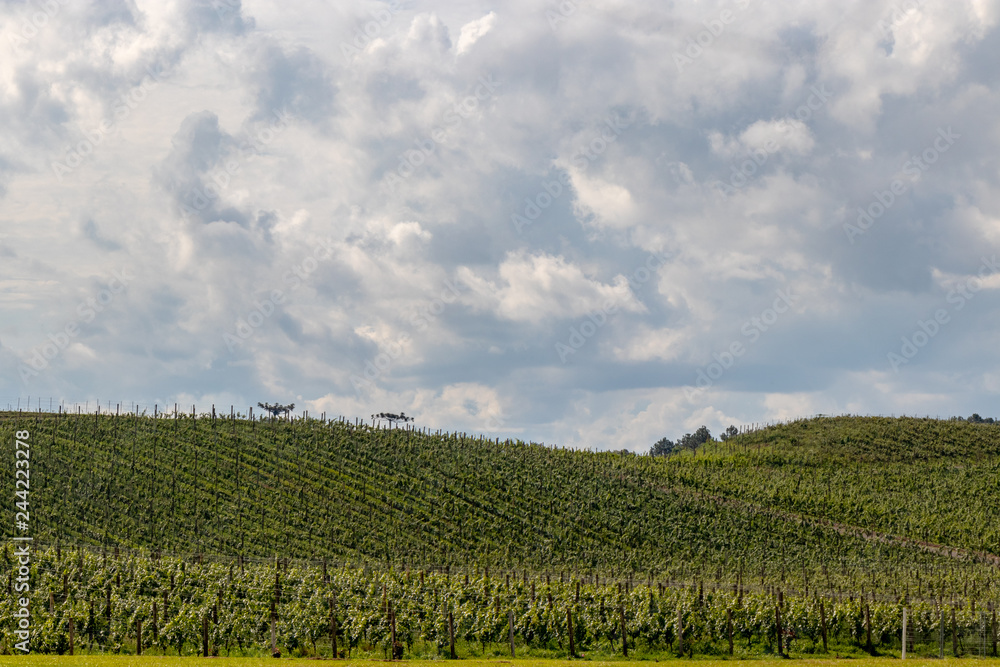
[[902, 607, 907, 659], [270, 599, 278, 657], [330, 597, 338, 658], [939, 608, 945, 658], [727, 607, 733, 655], [820, 600, 828, 652], [448, 610, 456, 659], [621, 604, 628, 656], [567, 607, 576, 657], [508, 609, 515, 657]]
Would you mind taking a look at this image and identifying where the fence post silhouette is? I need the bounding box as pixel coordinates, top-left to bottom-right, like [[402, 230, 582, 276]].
[[508, 609, 515, 657]]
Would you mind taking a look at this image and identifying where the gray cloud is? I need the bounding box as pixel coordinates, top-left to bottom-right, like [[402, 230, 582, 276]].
[[3, 0, 1000, 449], [248, 44, 336, 127]]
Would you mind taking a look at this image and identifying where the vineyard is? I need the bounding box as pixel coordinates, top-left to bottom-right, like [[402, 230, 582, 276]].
[[2, 544, 998, 658], [1, 409, 1000, 656]]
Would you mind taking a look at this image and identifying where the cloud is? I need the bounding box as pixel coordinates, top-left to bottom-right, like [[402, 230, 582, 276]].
[[185, 0, 255, 35], [153, 110, 248, 226], [247, 43, 337, 126], [459, 251, 644, 323], [81, 219, 122, 251], [3, 0, 1000, 450], [456, 11, 496, 55], [405, 13, 452, 54], [741, 118, 815, 155]]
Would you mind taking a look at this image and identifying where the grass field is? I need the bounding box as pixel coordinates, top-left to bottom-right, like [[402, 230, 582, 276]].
[[1, 658, 999, 667]]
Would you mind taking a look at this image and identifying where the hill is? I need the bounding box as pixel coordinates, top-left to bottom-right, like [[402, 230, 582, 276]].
[[2, 411, 998, 599], [683, 416, 1000, 557]]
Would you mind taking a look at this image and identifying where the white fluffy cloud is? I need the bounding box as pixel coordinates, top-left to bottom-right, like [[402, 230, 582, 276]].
[[459, 251, 644, 323], [456, 11, 496, 55], [2, 0, 1000, 449]]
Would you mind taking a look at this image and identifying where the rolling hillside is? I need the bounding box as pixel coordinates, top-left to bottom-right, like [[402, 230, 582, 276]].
[[670, 416, 1000, 562], [2, 411, 998, 599]]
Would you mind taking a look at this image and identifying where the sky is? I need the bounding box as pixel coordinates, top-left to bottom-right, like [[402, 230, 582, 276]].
[[1, 0, 999, 451]]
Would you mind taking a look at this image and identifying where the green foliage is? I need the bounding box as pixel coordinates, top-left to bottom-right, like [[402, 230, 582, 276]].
[[649, 437, 675, 457], [670, 416, 1000, 559], [0, 546, 995, 657], [1, 412, 998, 601]]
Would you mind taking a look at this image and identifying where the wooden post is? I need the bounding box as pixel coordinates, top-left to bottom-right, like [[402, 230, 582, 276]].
[[820, 600, 828, 652], [449, 611, 456, 659], [992, 609, 997, 657], [567, 607, 576, 658], [202, 614, 209, 657], [152, 600, 158, 643], [864, 601, 873, 654], [727, 607, 733, 655], [675, 605, 681, 656], [902, 607, 907, 659], [136, 618, 142, 655], [939, 608, 945, 658], [330, 598, 338, 658], [390, 605, 396, 645], [68, 617, 74, 655], [952, 606, 958, 657], [271, 599, 278, 657], [390, 606, 398, 659], [508, 609, 515, 657], [775, 602, 783, 657], [621, 604, 628, 657]]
